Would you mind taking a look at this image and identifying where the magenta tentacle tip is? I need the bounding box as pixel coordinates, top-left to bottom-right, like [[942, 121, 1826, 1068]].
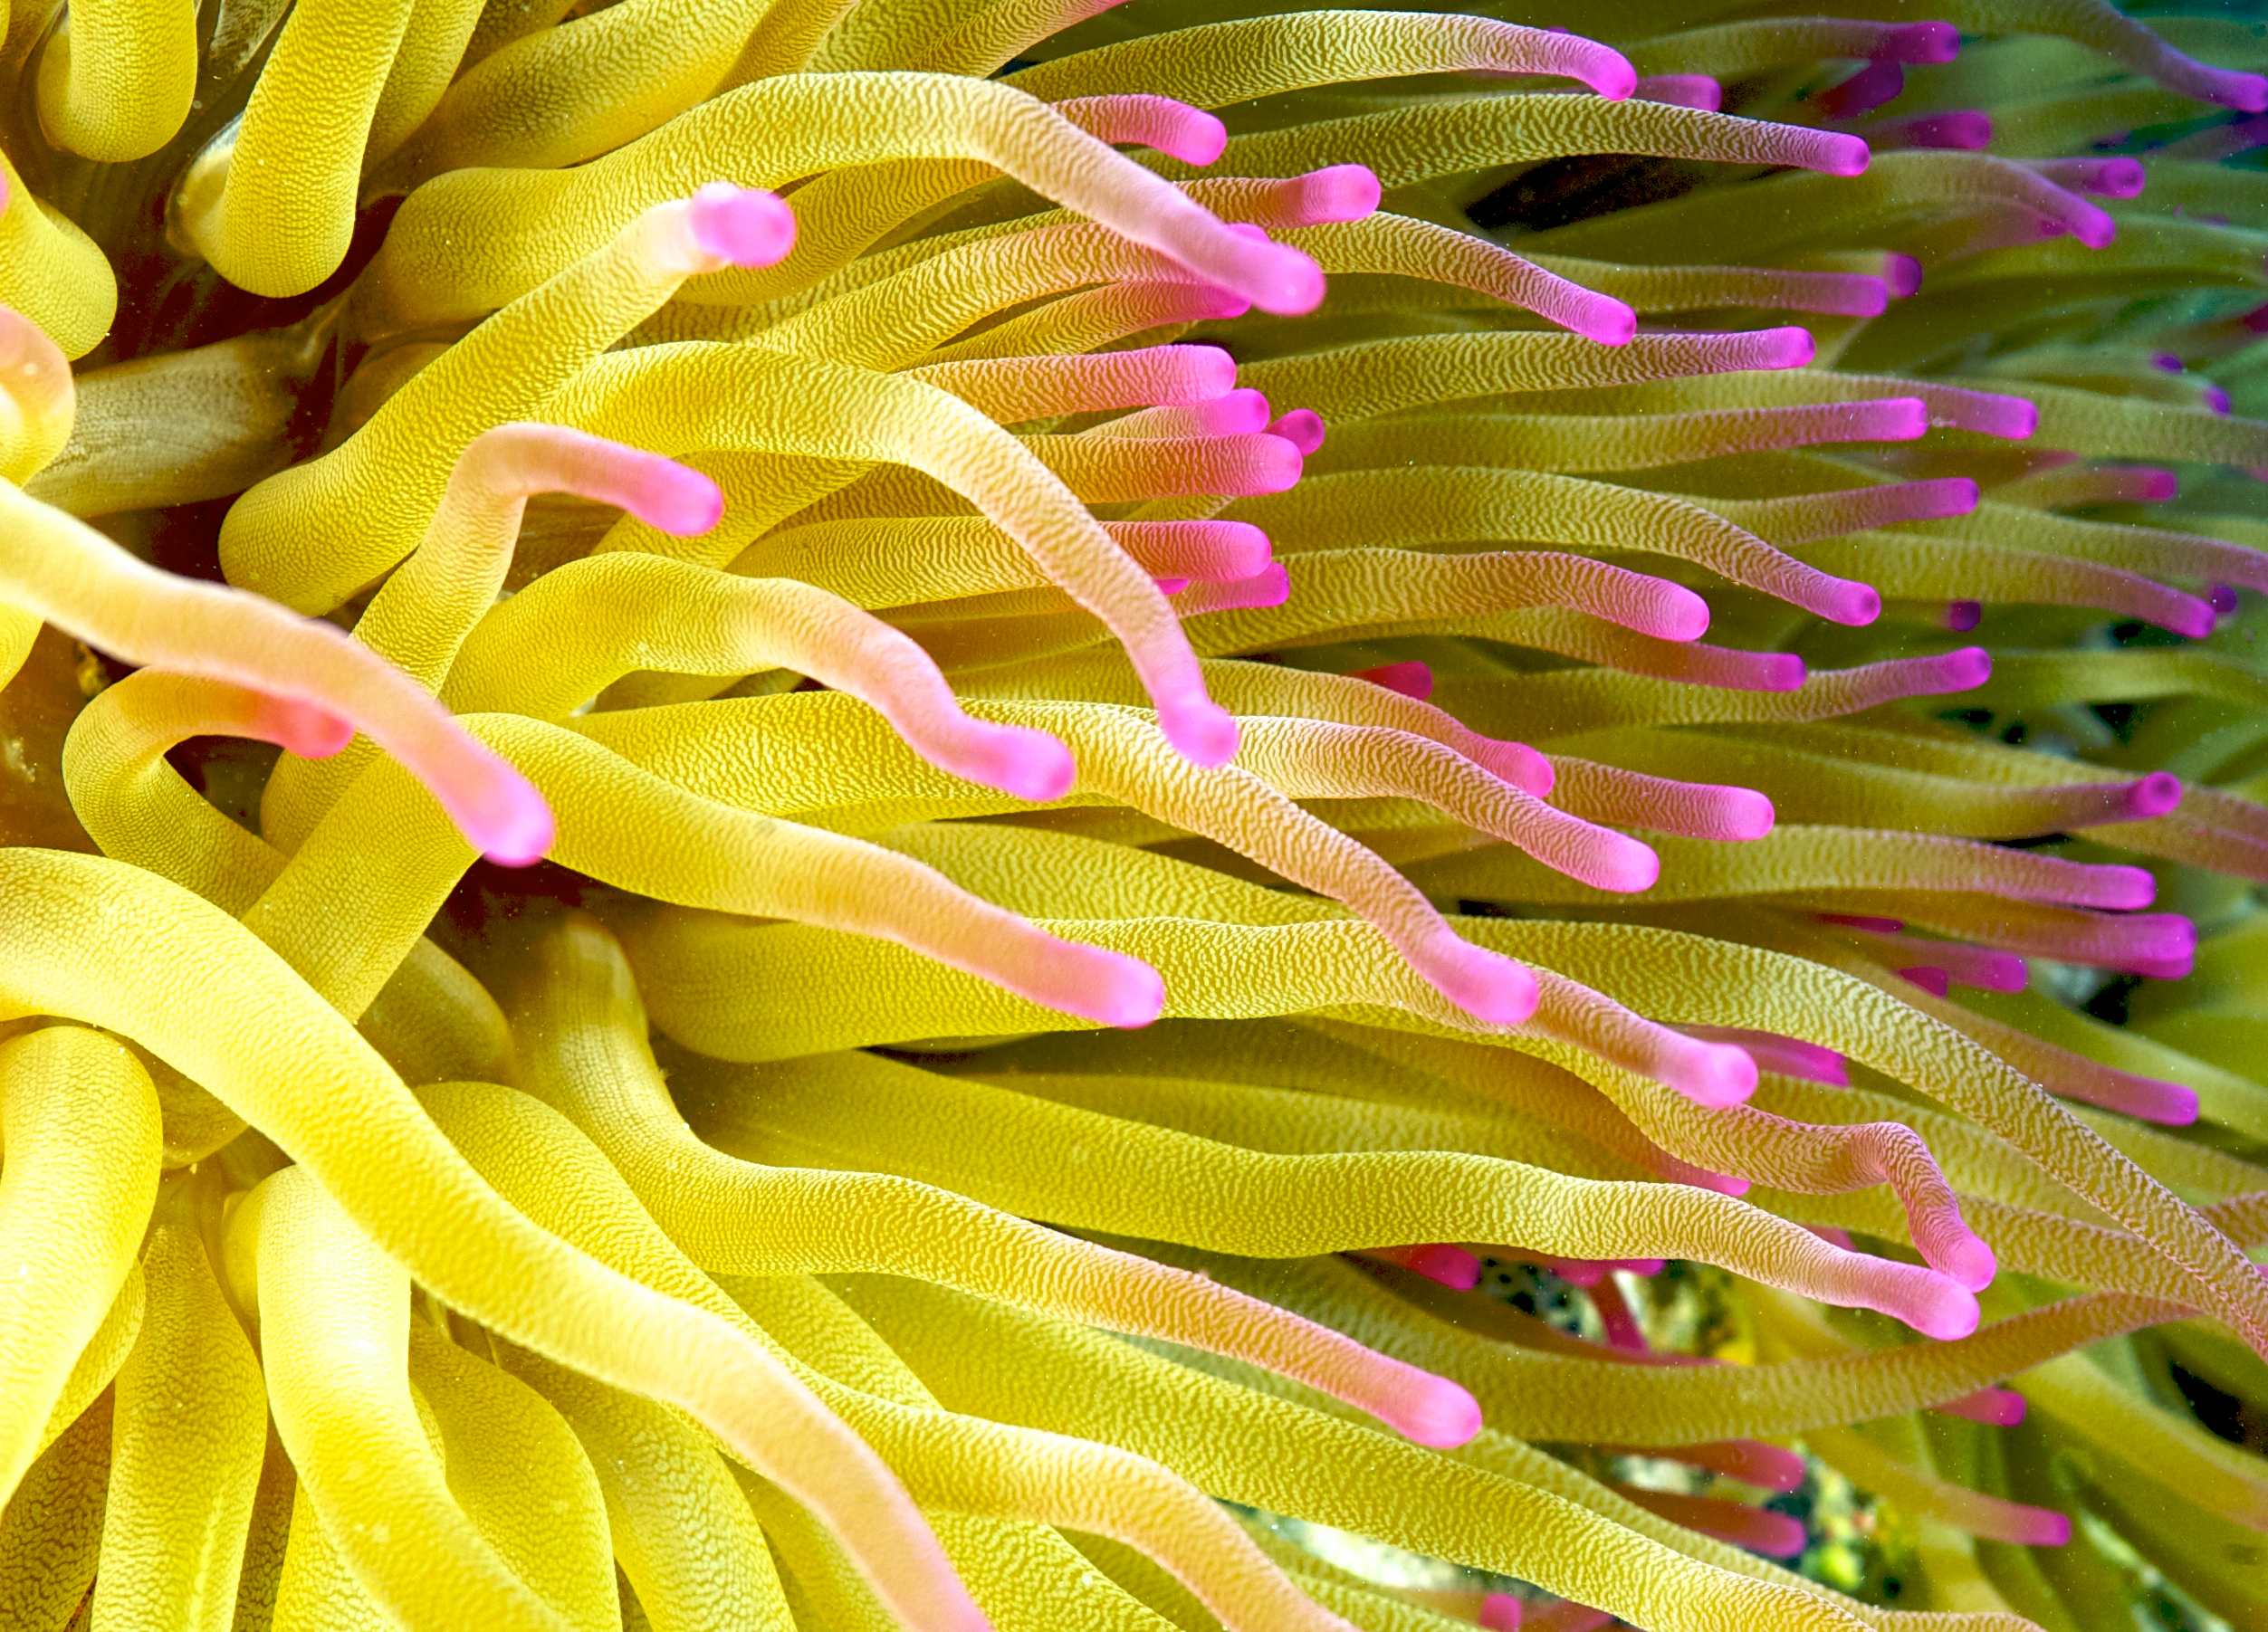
[[1432, 940, 1540, 1026], [1900, 966, 1951, 998], [974, 728, 1077, 803], [1298, 166, 1382, 224], [1573, 295, 1638, 347], [1158, 698, 1240, 768], [463, 778, 558, 868], [1389, 1374, 1486, 1448], [1679, 1040, 1759, 1108], [1354, 661, 1432, 700], [1883, 253, 1924, 298], [1266, 408, 1326, 453], [1067, 947, 1167, 1029], [2209, 583, 2241, 617], [629, 460, 726, 537], [1756, 327, 1818, 370], [1719, 788, 1775, 840], [1479, 1593, 1525, 1632], [1819, 60, 1903, 120], [1589, 834, 1660, 894], [1155, 577, 1191, 595], [1935, 1233, 1997, 1295], [2130, 771, 2183, 819], [1898, 1274, 1982, 1341], [1881, 21, 1960, 63], [686, 182, 798, 269]]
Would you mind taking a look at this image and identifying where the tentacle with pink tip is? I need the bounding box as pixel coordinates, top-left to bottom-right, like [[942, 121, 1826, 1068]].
[[1544, 759, 1776, 845], [1520, 970, 1762, 1112], [446, 554, 1080, 802], [1091, 391, 1273, 441], [1429, 649, 1990, 743], [1539, 1026, 1997, 1291], [1611, 1488, 1806, 1558], [1228, 466, 1880, 625], [1003, 13, 1638, 108], [1021, 430, 1303, 502], [1198, 95, 1871, 191], [909, 345, 1238, 422], [1823, 928, 2030, 995], [1313, 400, 1930, 477], [2023, 156, 2148, 199], [1697, 478, 1980, 545], [1808, 896, 2197, 981], [1177, 551, 1715, 657], [1523, 255, 1893, 319], [60, 673, 346, 911], [1231, 719, 1660, 894], [1186, 168, 1382, 230], [922, 280, 1253, 363], [1673, 1026, 1848, 1087], [1280, 215, 1636, 344], [1053, 95, 1227, 165], [0, 480, 552, 864]]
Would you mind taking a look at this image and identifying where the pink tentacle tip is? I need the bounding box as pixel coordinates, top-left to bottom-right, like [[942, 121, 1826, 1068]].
[[1365, 1242, 1484, 1290], [1889, 1269, 1982, 1341], [1817, 59, 1905, 119], [2127, 771, 2183, 818], [2196, 67, 2268, 113], [1822, 913, 1903, 933], [458, 773, 557, 868], [1633, 74, 1722, 111], [1155, 577, 1192, 595], [1266, 408, 1327, 453], [1933, 1231, 1997, 1294], [258, 697, 355, 759], [1295, 166, 1382, 224], [1425, 939, 1540, 1026], [1716, 787, 1776, 841], [686, 182, 797, 270], [1882, 253, 1924, 298], [2209, 584, 2241, 618], [1052, 943, 1166, 1028], [969, 726, 1077, 803], [1939, 600, 1983, 632], [1967, 394, 2040, 440], [1900, 966, 1951, 998], [1880, 21, 1960, 63], [1191, 389, 1273, 435], [1755, 327, 1818, 370], [1157, 697, 1240, 768], [1230, 233, 1326, 317], [1479, 1593, 1525, 1632], [1569, 294, 1638, 348], [1480, 740, 1555, 797], [1674, 1038, 1759, 1108], [1934, 1387, 2025, 1427], [1193, 563, 1290, 611], [1354, 661, 1433, 701], [623, 458, 725, 538], [1585, 832, 1660, 894], [1820, 580, 1881, 626], [1388, 1372, 1487, 1448]]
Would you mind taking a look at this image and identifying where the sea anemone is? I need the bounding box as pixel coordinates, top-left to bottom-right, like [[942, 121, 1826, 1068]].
[[1, 0, 2266, 1627]]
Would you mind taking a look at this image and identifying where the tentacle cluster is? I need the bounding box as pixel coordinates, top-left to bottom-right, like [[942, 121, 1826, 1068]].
[[0, 0, 2265, 1629]]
